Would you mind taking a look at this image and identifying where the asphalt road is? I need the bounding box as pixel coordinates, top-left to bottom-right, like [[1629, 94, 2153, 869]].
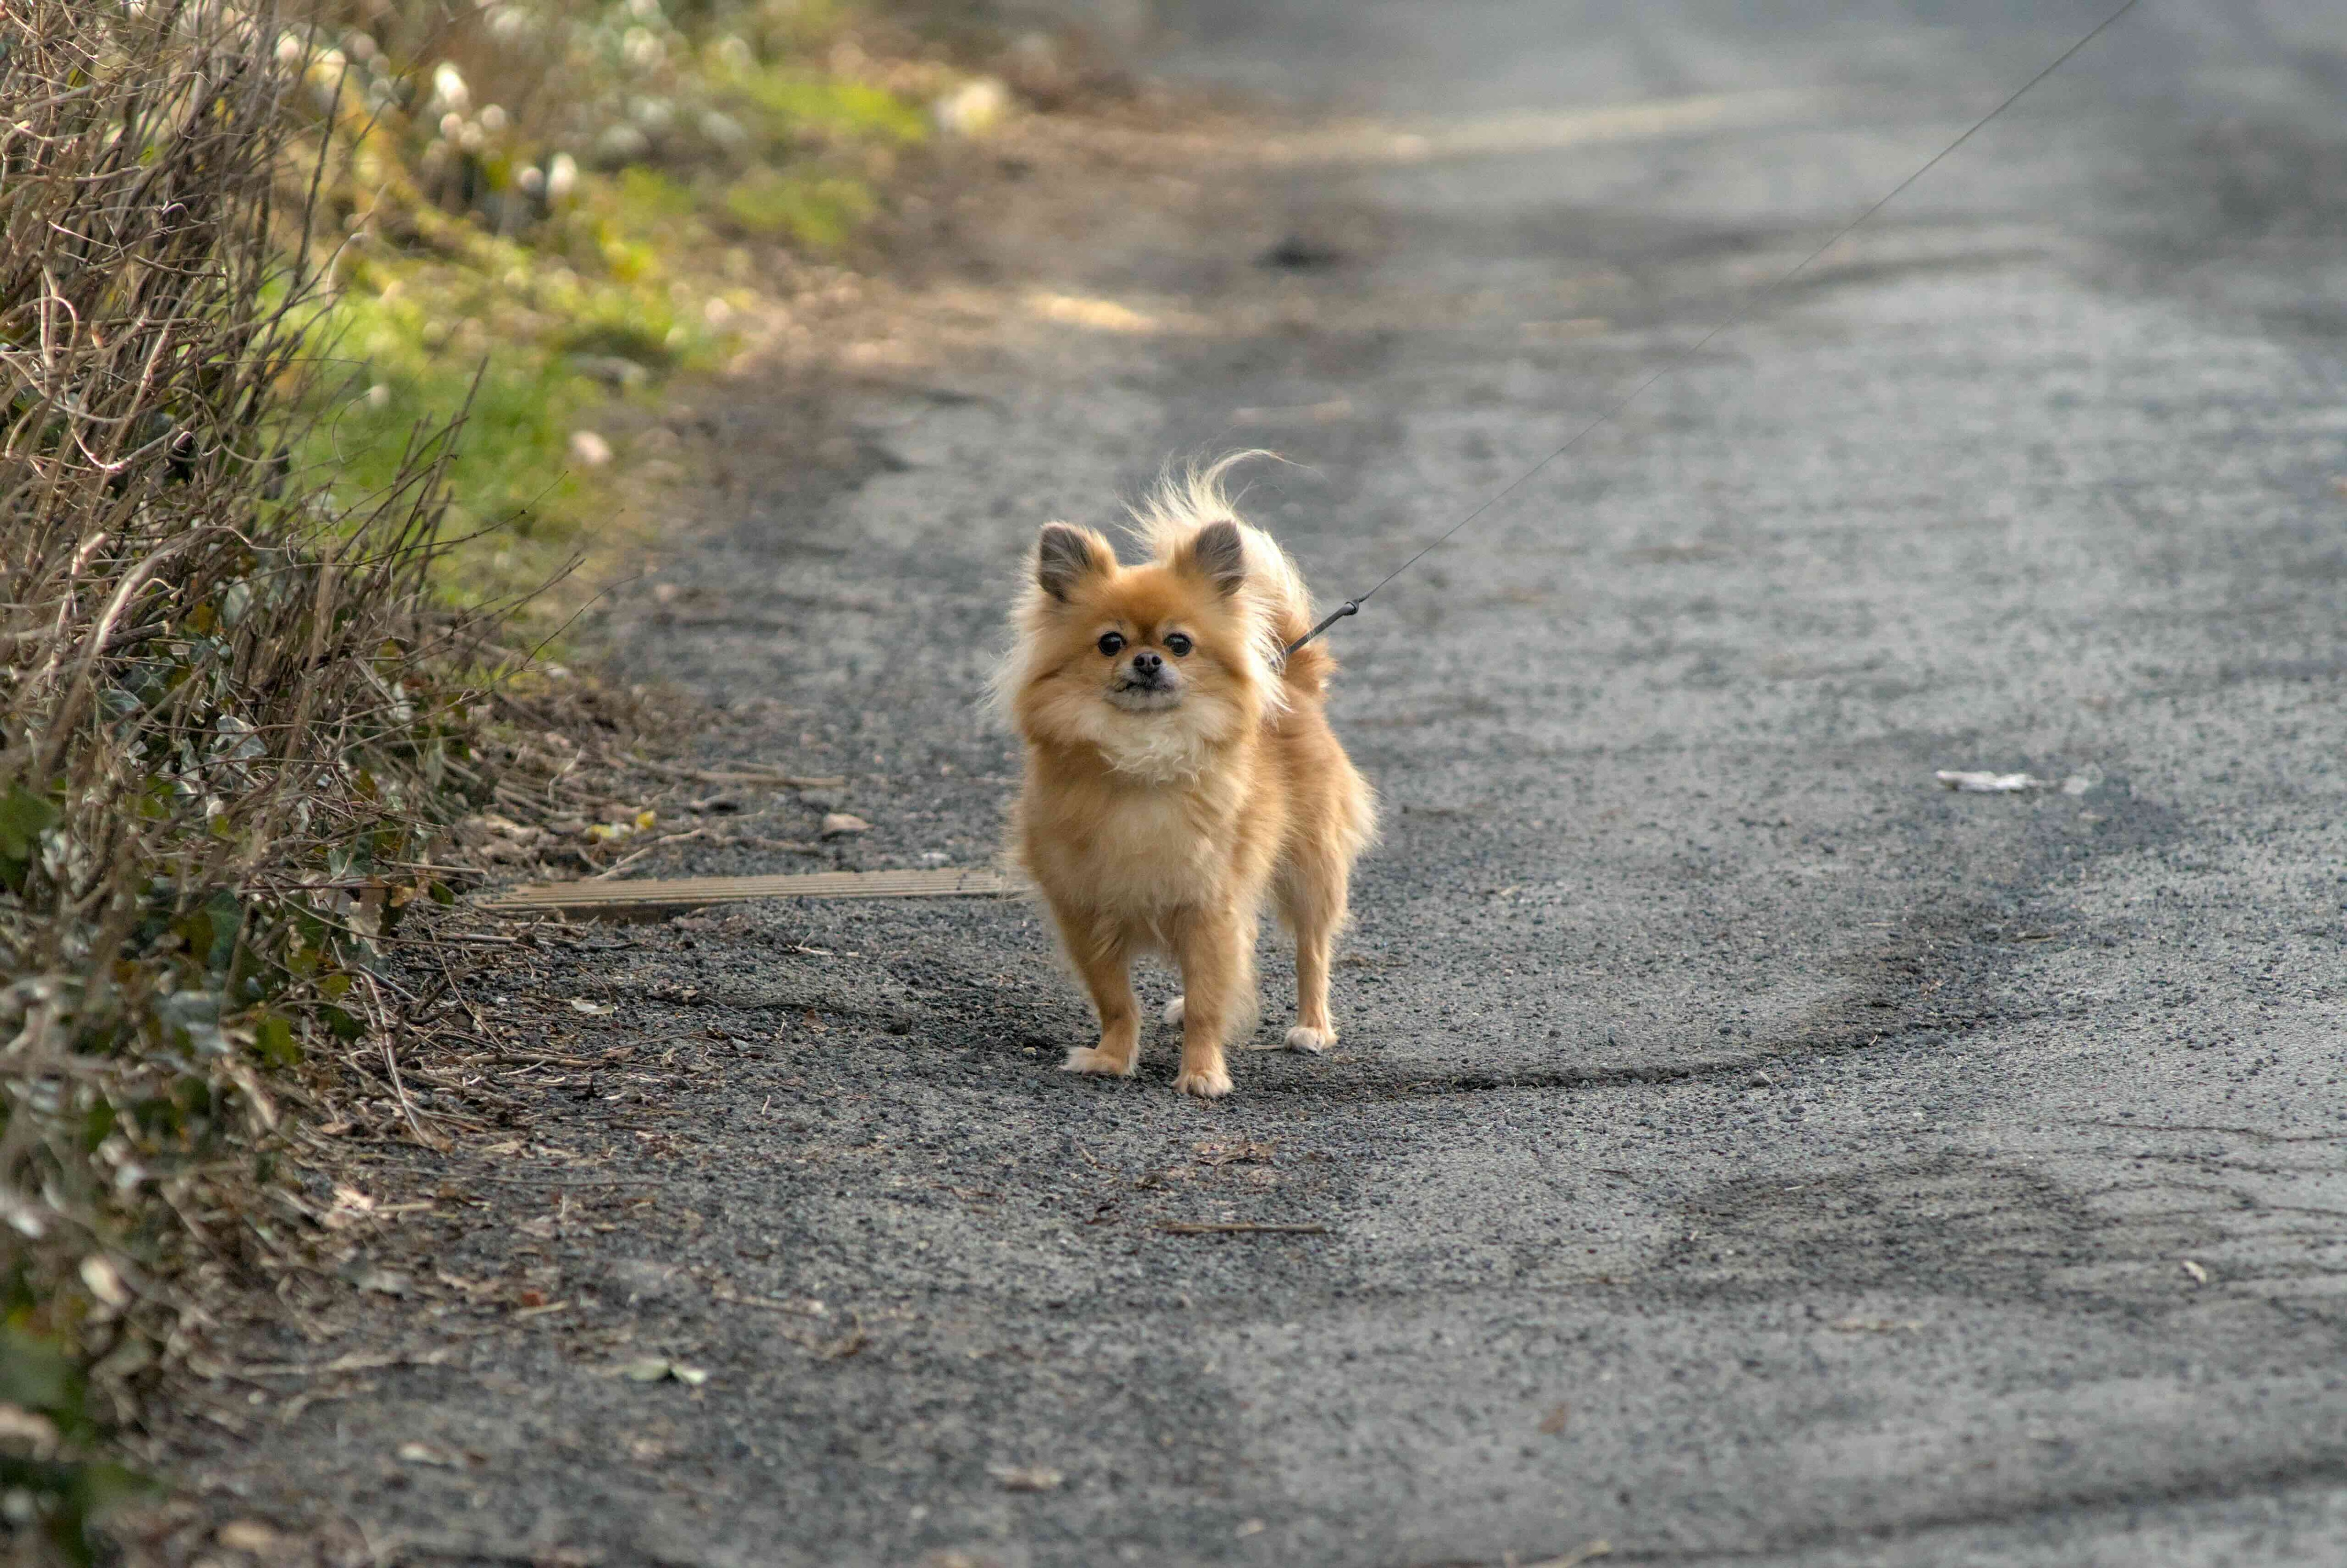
[[201, 4, 2347, 1564]]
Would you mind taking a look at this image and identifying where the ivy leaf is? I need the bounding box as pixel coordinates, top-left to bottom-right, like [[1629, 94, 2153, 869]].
[[0, 1326, 78, 1420], [253, 1013, 300, 1066], [0, 786, 59, 860]]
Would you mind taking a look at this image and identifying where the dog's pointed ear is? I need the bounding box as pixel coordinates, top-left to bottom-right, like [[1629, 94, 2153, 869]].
[[1181, 520, 1248, 598], [1035, 523, 1112, 601]]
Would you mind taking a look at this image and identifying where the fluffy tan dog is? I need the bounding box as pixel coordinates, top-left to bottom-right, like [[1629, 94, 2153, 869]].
[[998, 461, 1375, 1097]]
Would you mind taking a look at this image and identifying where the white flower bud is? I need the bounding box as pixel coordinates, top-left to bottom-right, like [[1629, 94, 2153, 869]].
[[431, 61, 470, 114]]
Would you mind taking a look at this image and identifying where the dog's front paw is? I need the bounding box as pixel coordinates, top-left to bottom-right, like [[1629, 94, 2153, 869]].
[[1284, 1025, 1335, 1054], [1161, 994, 1185, 1025], [1172, 1064, 1233, 1099], [1062, 1046, 1136, 1078]]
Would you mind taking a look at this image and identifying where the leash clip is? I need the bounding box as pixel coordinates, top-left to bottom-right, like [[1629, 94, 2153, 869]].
[[1285, 598, 1359, 658]]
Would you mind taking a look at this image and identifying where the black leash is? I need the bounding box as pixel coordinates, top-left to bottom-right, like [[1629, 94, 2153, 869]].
[[1285, 0, 2144, 659]]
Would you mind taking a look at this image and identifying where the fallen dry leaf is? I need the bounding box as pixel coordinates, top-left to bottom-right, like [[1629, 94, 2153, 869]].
[[345, 1266, 411, 1297], [821, 812, 870, 836], [1935, 769, 2048, 793], [215, 1521, 284, 1553], [1028, 291, 1158, 334], [1537, 1403, 1571, 1435], [1524, 1542, 1612, 1568], [987, 1463, 1064, 1492], [321, 1184, 376, 1230]]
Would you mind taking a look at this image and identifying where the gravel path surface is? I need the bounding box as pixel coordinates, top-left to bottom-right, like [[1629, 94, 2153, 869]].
[[176, 5, 2347, 1564]]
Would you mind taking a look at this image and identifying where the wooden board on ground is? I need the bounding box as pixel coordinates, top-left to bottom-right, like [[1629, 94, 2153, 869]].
[[479, 866, 1014, 920]]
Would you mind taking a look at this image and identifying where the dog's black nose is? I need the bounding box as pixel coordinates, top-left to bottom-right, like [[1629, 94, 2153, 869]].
[[1131, 651, 1163, 678]]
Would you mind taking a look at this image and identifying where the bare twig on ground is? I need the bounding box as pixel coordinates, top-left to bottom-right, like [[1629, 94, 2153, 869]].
[[624, 755, 845, 789], [1156, 1222, 1330, 1236], [363, 973, 447, 1153]]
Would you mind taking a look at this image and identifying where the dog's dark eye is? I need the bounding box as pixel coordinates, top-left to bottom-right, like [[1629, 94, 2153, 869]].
[[1163, 633, 1193, 657], [1097, 632, 1125, 656]]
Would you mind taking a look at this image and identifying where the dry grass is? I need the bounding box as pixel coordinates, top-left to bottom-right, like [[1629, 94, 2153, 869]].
[[0, 1, 499, 1554]]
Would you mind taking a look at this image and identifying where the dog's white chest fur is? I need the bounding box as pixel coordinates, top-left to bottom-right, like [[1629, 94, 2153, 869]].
[[1077, 707, 1220, 785]]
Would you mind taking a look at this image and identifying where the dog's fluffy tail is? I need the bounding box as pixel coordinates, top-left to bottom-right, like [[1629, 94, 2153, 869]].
[[1127, 452, 1335, 700]]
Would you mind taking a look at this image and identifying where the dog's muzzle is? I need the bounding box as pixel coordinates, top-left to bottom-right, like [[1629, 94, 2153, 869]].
[[1110, 651, 1181, 709]]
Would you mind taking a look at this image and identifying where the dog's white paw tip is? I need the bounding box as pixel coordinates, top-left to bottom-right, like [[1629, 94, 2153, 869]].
[[1284, 1025, 1335, 1054], [1173, 1068, 1233, 1100], [1062, 1047, 1134, 1077], [1161, 995, 1186, 1025]]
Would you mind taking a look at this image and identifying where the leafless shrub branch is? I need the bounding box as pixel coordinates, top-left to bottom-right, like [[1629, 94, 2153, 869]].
[[0, 0, 498, 1534]]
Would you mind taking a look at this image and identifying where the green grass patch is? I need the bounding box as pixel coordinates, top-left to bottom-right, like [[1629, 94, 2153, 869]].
[[288, 6, 955, 629], [302, 198, 733, 618], [717, 65, 932, 147], [721, 167, 876, 245]]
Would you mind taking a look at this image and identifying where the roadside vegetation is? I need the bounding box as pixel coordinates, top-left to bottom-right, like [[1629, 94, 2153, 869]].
[[2, 4, 480, 1553], [0, 0, 1050, 1555], [295, 0, 961, 624]]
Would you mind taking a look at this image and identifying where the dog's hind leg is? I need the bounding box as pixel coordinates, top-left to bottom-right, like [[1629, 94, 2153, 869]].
[[1056, 910, 1141, 1078], [1273, 849, 1349, 1054]]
